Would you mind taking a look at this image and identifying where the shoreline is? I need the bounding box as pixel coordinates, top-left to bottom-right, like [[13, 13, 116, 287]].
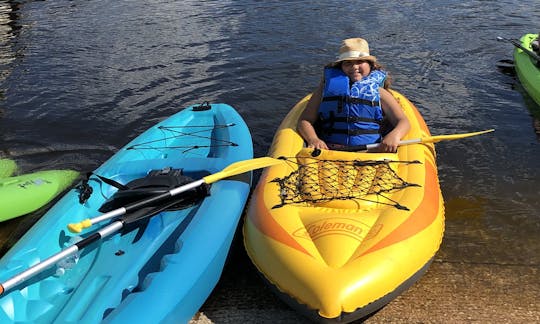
[[189, 255, 540, 323]]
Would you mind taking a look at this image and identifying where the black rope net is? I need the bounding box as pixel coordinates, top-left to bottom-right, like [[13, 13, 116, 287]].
[[271, 157, 422, 210], [126, 123, 239, 153]]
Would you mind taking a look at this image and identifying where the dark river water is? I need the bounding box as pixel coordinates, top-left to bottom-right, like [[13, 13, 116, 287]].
[[0, 0, 538, 322]]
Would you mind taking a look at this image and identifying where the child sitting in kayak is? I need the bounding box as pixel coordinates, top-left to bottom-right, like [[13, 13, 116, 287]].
[[297, 37, 410, 153]]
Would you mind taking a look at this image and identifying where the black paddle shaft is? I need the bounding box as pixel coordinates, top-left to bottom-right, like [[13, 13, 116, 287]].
[[499, 36, 540, 63]]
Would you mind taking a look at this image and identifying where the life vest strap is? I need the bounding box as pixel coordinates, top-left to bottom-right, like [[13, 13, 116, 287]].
[[318, 111, 382, 128], [322, 95, 380, 107], [326, 128, 381, 135], [323, 115, 383, 125]]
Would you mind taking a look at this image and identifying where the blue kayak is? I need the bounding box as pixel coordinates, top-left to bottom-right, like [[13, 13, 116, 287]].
[[0, 103, 253, 323]]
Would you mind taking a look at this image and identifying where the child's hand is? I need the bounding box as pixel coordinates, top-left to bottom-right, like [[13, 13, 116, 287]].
[[377, 133, 401, 153], [306, 138, 329, 150]]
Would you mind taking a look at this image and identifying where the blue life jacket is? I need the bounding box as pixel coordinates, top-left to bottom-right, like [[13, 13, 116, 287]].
[[318, 68, 386, 146]]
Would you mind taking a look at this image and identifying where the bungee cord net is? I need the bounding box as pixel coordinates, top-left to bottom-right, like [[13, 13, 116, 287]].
[[271, 156, 422, 210], [126, 102, 240, 154], [126, 123, 239, 153]]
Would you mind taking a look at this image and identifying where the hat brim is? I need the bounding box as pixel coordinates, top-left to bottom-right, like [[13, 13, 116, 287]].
[[328, 55, 377, 67]]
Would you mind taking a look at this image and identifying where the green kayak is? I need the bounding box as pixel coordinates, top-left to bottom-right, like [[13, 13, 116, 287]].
[[514, 33, 540, 106], [0, 169, 79, 222], [0, 159, 17, 179]]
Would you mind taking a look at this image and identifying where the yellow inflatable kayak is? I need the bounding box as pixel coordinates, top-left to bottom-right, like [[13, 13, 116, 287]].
[[243, 89, 445, 322]]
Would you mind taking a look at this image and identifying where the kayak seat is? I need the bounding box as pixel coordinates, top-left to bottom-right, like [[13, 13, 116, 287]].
[[99, 168, 210, 213]]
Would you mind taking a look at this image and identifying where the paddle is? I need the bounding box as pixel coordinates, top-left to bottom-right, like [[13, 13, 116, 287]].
[[0, 156, 284, 296], [0, 198, 188, 296], [497, 36, 540, 63], [68, 156, 283, 233], [340, 129, 495, 152]]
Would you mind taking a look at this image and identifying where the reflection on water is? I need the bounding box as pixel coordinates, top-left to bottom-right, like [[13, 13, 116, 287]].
[[0, 1, 21, 105], [496, 57, 540, 138], [0, 1, 21, 65]]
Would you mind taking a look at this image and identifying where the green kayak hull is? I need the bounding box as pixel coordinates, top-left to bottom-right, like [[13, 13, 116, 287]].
[[0, 159, 17, 178], [514, 34, 540, 106], [0, 169, 79, 222]]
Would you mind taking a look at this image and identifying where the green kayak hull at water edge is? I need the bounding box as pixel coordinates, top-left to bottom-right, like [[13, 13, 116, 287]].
[[0, 169, 79, 222], [514, 33, 540, 106], [0, 159, 17, 179]]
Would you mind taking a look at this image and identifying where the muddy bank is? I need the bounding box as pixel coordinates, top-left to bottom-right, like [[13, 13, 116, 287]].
[[190, 246, 539, 323]]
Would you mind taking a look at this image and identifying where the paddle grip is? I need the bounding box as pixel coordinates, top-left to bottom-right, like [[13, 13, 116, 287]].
[[68, 219, 92, 233]]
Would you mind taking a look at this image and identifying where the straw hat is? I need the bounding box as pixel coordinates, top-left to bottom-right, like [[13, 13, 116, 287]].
[[330, 38, 377, 65]]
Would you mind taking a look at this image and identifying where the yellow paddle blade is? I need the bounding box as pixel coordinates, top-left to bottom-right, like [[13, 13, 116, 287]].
[[422, 129, 495, 144], [203, 157, 284, 184]]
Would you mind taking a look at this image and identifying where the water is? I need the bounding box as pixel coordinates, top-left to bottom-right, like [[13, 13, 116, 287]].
[[0, 0, 538, 321]]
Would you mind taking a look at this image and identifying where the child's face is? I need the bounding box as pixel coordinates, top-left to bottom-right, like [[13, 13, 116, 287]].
[[341, 60, 371, 82]]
